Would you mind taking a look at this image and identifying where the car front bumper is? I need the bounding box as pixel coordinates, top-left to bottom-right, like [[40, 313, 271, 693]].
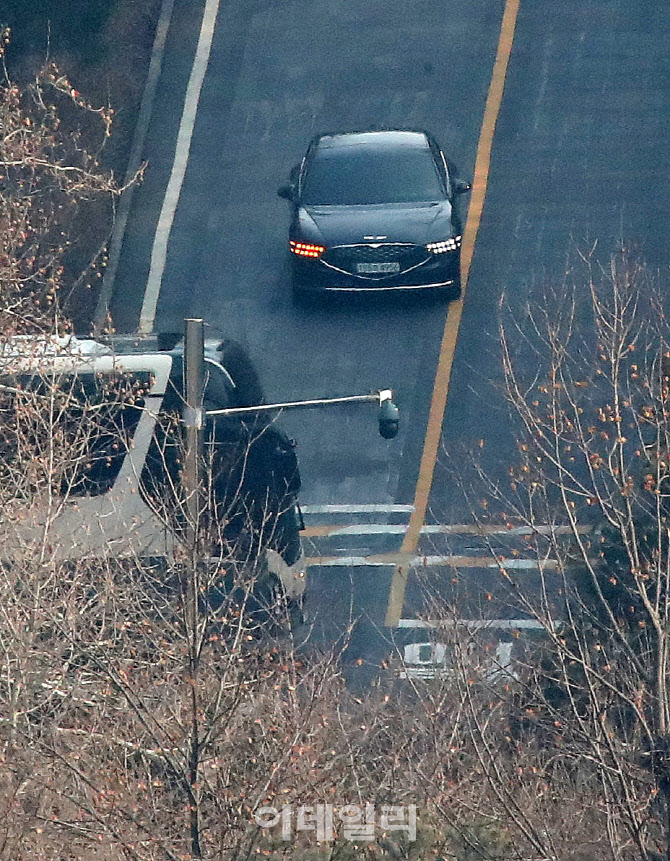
[[292, 250, 461, 295]]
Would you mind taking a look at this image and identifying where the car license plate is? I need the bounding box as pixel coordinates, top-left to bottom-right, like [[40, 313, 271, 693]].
[[356, 262, 400, 274]]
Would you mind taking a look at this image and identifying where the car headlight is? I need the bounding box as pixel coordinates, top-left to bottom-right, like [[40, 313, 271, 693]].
[[426, 235, 462, 254], [290, 240, 325, 258]]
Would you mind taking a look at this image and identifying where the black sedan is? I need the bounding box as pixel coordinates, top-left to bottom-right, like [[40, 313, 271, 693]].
[[278, 130, 470, 299]]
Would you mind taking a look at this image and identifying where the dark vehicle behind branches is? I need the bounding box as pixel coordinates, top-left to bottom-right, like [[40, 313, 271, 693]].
[[0, 335, 306, 612]]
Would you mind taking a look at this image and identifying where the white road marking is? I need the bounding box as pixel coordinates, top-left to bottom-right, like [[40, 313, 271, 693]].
[[94, 0, 177, 330], [397, 618, 548, 630], [303, 523, 589, 537], [306, 556, 395, 567], [139, 0, 222, 333], [303, 519, 588, 573], [305, 555, 564, 569], [398, 640, 519, 680], [414, 556, 559, 570], [300, 504, 415, 515], [304, 524, 407, 536]]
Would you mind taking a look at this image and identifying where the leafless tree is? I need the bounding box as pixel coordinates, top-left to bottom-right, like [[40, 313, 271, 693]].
[[0, 28, 124, 335], [0, 340, 435, 860], [433, 246, 670, 860], [0, 335, 596, 861]]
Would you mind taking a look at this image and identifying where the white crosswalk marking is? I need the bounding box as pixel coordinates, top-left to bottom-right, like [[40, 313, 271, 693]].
[[301, 505, 588, 572], [300, 506, 580, 680], [300, 504, 415, 514], [397, 618, 547, 630], [303, 523, 582, 537], [307, 554, 561, 569]]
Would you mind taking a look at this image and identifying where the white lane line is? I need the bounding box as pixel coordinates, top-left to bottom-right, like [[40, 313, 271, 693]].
[[305, 555, 564, 569], [303, 525, 408, 536], [94, 0, 176, 330], [306, 556, 396, 567], [300, 504, 415, 514], [415, 556, 560, 569], [303, 523, 590, 537], [139, 0, 222, 333], [398, 618, 548, 630]]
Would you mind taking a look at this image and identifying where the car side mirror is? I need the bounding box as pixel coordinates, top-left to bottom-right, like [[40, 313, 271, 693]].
[[277, 184, 296, 201], [453, 179, 472, 195]]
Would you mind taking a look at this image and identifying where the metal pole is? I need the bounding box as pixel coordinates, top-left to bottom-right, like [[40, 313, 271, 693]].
[[182, 318, 204, 858], [206, 391, 389, 418], [183, 319, 205, 545], [182, 318, 204, 628]]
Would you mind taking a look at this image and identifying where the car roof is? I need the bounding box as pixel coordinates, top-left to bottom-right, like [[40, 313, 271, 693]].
[[312, 130, 432, 154]]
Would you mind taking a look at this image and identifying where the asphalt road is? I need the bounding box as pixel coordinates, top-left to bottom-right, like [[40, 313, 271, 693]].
[[107, 0, 670, 676]]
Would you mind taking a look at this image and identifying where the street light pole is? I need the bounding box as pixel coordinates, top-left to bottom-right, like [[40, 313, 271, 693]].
[[207, 389, 400, 439], [179, 321, 397, 859], [183, 318, 205, 580], [182, 318, 205, 859]]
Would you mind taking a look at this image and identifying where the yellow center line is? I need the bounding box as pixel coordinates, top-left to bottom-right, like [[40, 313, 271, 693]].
[[385, 0, 522, 627]]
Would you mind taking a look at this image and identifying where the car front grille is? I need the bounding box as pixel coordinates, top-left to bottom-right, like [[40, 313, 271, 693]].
[[323, 243, 430, 279]]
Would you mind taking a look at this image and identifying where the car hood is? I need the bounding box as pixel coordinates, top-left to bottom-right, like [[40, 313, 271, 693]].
[[300, 200, 453, 246]]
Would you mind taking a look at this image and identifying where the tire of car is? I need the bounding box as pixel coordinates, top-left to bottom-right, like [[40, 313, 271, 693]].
[[272, 503, 303, 567]]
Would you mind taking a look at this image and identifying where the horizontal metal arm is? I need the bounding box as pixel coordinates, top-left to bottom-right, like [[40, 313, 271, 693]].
[[206, 390, 391, 417]]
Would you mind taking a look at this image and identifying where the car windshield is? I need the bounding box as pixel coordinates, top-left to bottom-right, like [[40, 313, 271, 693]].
[[301, 145, 445, 206]]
